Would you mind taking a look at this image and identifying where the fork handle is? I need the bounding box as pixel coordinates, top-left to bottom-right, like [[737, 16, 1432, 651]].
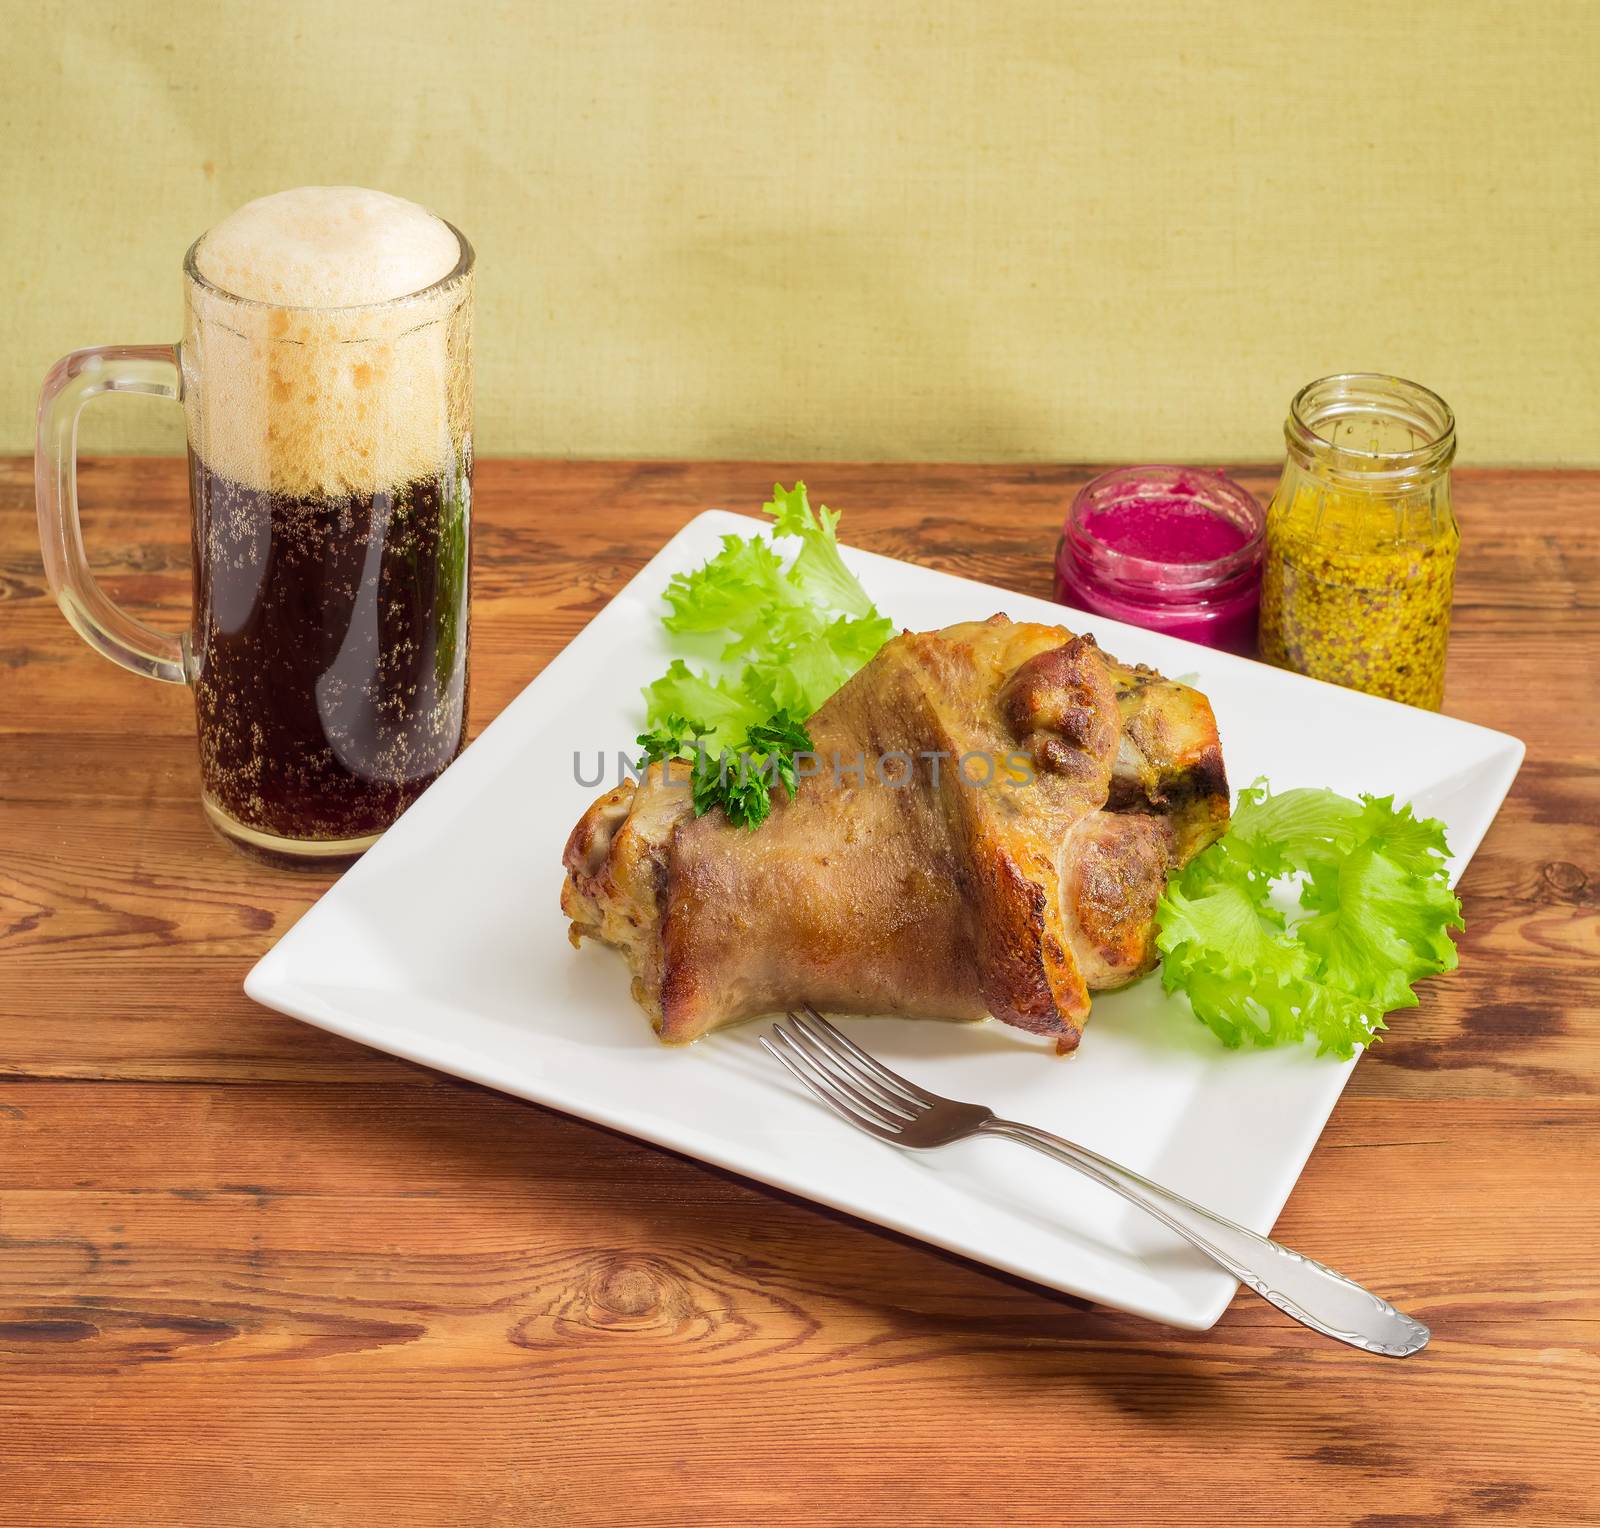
[[981, 1119, 1429, 1357]]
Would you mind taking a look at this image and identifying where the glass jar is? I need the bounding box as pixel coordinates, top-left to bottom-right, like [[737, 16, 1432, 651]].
[[1053, 466, 1264, 654], [1259, 374, 1457, 709]]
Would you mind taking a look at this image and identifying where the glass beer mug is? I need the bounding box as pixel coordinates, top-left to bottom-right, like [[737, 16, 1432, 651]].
[[34, 187, 473, 862]]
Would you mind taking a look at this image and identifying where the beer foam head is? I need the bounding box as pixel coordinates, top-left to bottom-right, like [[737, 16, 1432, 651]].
[[194, 186, 461, 308], [184, 187, 471, 499]]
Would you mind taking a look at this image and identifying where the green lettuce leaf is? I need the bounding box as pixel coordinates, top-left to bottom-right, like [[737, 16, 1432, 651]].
[[662, 533, 786, 637], [1157, 876, 1309, 1047], [642, 660, 751, 754], [642, 483, 890, 754], [767, 482, 878, 619], [1155, 780, 1463, 1057]]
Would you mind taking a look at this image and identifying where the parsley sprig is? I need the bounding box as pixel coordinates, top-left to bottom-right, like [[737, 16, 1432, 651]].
[[636, 709, 814, 831]]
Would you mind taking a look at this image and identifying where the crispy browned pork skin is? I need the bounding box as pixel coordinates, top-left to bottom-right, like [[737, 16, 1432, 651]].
[[561, 616, 1229, 1053]]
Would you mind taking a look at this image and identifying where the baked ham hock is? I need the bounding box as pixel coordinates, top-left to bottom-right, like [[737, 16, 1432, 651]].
[[561, 615, 1229, 1053]]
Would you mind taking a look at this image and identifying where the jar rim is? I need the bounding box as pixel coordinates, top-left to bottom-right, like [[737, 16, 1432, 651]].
[[1287, 373, 1456, 482], [1063, 465, 1264, 599]]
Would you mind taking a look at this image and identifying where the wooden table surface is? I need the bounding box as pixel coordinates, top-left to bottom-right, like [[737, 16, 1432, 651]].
[[2, 457, 1596, 1527]]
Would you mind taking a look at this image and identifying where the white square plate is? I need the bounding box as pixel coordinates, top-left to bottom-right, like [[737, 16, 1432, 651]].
[[247, 510, 1523, 1331]]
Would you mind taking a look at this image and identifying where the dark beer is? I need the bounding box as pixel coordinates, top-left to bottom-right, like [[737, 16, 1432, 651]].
[[181, 186, 473, 856], [189, 454, 470, 843]]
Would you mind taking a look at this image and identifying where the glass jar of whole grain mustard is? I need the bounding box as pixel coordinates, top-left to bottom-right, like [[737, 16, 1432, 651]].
[[1259, 374, 1458, 709]]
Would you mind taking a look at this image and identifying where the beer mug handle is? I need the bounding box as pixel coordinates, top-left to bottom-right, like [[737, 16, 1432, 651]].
[[35, 344, 188, 684]]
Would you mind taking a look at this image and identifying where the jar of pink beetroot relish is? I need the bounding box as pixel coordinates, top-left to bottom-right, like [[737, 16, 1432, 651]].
[[1052, 466, 1265, 654]]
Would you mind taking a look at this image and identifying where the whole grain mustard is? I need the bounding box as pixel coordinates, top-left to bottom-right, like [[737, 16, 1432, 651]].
[[1258, 375, 1458, 711]]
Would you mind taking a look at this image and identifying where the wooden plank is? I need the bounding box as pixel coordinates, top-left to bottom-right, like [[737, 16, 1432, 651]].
[[1, 1087, 1596, 1522], [1, 457, 1597, 1526]]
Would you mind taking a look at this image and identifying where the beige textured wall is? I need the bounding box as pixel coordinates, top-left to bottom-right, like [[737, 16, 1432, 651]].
[[6, 0, 1598, 464]]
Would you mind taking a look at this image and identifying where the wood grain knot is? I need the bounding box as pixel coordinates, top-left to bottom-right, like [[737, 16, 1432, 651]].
[[592, 1260, 665, 1318], [506, 1248, 821, 1365], [1541, 860, 1590, 898], [579, 1254, 697, 1337], [509, 1251, 709, 1347]]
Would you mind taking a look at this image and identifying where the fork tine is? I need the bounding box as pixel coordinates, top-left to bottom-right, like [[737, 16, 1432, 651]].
[[761, 1034, 903, 1140], [778, 1018, 920, 1122], [796, 1006, 936, 1107], [761, 1036, 857, 1123], [764, 1028, 906, 1135], [770, 1023, 913, 1126], [785, 1010, 927, 1117]]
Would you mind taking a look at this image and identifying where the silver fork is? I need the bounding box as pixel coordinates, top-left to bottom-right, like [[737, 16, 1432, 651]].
[[762, 1006, 1430, 1358]]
